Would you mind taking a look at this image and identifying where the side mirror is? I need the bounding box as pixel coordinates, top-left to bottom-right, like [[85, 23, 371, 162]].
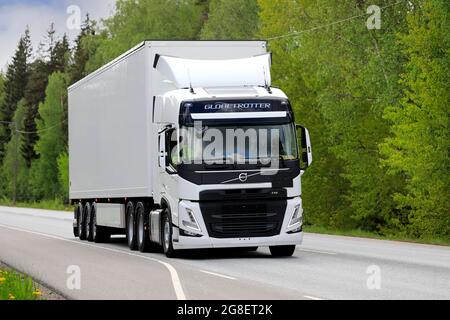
[[296, 125, 313, 171]]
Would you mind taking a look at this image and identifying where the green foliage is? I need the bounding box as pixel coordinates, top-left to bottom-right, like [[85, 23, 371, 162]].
[[260, 0, 415, 233], [0, 269, 42, 300], [200, 0, 260, 40], [0, 28, 31, 162], [22, 59, 48, 167], [0, 99, 30, 201], [57, 152, 69, 200], [69, 15, 97, 84], [380, 0, 450, 238], [85, 0, 208, 72], [0, 0, 447, 243], [29, 73, 68, 199]]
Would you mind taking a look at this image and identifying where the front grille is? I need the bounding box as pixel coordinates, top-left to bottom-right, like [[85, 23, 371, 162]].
[[199, 200, 287, 239]]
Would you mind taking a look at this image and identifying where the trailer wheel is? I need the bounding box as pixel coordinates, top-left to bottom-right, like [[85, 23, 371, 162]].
[[162, 211, 177, 258], [86, 203, 94, 242], [126, 202, 138, 251], [269, 245, 296, 257], [79, 203, 88, 240], [73, 206, 80, 237], [136, 202, 152, 253]]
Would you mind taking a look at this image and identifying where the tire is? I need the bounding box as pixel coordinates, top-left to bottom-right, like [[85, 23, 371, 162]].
[[136, 202, 152, 253], [270, 245, 296, 257], [79, 203, 88, 241], [91, 203, 111, 243], [86, 203, 94, 242], [162, 211, 177, 258], [126, 202, 138, 251], [73, 205, 80, 237]]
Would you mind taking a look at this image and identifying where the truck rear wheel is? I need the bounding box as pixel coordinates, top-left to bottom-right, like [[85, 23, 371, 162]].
[[79, 203, 88, 241], [162, 212, 177, 258], [73, 205, 80, 237], [126, 202, 138, 251], [137, 202, 152, 253], [270, 245, 296, 257]]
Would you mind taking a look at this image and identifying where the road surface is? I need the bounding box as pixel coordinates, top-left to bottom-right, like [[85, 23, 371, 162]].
[[0, 206, 449, 300]]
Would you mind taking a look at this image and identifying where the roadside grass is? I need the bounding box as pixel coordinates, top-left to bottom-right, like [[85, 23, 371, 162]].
[[0, 269, 43, 301], [0, 197, 72, 212], [304, 225, 450, 247]]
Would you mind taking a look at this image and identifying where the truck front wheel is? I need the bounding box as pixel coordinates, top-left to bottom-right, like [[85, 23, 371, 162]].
[[270, 245, 296, 257], [162, 212, 177, 258]]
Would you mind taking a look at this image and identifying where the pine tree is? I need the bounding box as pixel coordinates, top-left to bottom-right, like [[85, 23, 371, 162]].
[[69, 14, 96, 85], [0, 28, 31, 163], [22, 59, 49, 167], [49, 34, 70, 74]]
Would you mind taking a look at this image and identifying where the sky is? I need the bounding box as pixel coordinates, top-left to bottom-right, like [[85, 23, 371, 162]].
[[0, 0, 116, 72]]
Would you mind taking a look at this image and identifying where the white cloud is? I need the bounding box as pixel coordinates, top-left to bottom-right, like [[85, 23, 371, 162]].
[[0, 0, 116, 72]]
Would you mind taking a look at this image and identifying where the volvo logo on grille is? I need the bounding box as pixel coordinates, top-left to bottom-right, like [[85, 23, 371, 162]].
[[239, 173, 248, 183]]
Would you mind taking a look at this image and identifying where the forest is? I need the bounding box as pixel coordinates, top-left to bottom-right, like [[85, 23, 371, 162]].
[[0, 0, 448, 242]]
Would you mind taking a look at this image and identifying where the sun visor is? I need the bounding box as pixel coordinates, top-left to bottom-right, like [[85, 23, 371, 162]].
[[154, 54, 272, 89]]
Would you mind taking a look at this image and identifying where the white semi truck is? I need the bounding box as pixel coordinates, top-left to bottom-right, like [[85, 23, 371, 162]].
[[68, 41, 312, 257]]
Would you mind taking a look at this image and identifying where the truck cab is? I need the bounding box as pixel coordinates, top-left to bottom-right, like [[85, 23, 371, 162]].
[[153, 86, 312, 257]]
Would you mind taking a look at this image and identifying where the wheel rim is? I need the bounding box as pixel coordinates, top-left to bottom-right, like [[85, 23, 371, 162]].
[[138, 211, 144, 245], [86, 211, 91, 237], [78, 209, 82, 231], [164, 219, 170, 251], [128, 213, 134, 245], [92, 209, 97, 239]]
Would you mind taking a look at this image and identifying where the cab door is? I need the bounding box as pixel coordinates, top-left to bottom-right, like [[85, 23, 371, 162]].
[[157, 126, 180, 223]]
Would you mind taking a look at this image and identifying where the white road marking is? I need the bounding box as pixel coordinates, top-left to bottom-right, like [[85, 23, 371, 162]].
[[0, 223, 186, 300], [200, 270, 237, 280], [304, 295, 324, 300], [298, 248, 337, 255]]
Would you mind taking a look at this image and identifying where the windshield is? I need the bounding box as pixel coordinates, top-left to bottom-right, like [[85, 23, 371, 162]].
[[178, 124, 298, 165]]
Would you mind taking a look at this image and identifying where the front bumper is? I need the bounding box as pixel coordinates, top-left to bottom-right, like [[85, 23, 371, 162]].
[[173, 197, 303, 250]]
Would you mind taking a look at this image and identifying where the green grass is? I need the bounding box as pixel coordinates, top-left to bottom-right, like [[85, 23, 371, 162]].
[[0, 269, 43, 300], [304, 225, 450, 246], [0, 197, 72, 212]]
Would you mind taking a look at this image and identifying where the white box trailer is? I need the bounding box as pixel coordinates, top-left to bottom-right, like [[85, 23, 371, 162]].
[[68, 41, 312, 257]]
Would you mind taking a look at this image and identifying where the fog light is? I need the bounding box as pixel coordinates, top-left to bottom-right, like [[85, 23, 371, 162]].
[[182, 209, 201, 232], [289, 205, 302, 228]]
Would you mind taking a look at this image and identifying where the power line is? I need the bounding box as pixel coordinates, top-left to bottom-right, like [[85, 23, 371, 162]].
[[16, 119, 67, 135], [267, 0, 406, 41], [0, 119, 67, 135]]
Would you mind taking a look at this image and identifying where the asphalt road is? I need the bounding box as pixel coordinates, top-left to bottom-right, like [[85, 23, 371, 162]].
[[0, 206, 449, 300]]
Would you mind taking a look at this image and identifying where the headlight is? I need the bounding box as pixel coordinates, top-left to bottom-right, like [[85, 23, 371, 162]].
[[289, 205, 303, 228], [182, 209, 201, 232]]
